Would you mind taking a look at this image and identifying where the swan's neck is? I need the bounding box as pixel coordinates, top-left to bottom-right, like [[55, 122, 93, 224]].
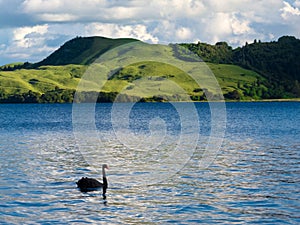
[[102, 166, 106, 178]]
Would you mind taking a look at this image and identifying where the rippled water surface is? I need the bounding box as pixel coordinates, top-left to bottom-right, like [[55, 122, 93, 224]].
[[0, 102, 299, 224]]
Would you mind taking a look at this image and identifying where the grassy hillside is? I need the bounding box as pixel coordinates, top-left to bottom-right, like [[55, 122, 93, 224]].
[[0, 65, 84, 94], [0, 61, 265, 102]]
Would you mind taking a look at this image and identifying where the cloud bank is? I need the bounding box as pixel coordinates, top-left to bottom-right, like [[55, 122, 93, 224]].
[[0, 0, 299, 65]]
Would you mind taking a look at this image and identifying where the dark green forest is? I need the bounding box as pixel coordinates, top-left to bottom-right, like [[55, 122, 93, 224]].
[[181, 36, 300, 99]]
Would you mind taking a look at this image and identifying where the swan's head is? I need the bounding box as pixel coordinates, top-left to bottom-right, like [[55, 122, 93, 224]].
[[102, 164, 109, 169]]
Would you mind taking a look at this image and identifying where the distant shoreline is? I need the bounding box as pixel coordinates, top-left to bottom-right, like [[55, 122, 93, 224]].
[[227, 98, 300, 102], [1, 98, 300, 104]]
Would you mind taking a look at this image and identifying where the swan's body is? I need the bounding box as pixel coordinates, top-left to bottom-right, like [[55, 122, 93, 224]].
[[76, 177, 105, 189], [76, 164, 108, 195]]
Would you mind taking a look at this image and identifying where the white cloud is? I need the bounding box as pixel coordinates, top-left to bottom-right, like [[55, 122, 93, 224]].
[[0, 24, 57, 63], [13, 24, 48, 48], [206, 0, 284, 26], [154, 0, 206, 18], [38, 13, 79, 22], [231, 14, 253, 35], [21, 0, 206, 23], [22, 0, 106, 14], [202, 13, 234, 44], [0, 0, 300, 65], [176, 27, 193, 40], [281, 1, 300, 20], [85, 23, 159, 43], [22, 0, 63, 13], [132, 25, 159, 43], [22, 0, 146, 23]]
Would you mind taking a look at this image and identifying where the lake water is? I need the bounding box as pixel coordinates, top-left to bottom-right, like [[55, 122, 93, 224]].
[[0, 102, 299, 224]]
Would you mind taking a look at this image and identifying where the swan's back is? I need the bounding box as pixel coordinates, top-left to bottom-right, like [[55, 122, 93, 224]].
[[76, 177, 103, 190]]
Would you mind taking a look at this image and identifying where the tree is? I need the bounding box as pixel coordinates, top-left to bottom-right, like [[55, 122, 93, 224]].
[[292, 80, 300, 97], [224, 90, 241, 100]]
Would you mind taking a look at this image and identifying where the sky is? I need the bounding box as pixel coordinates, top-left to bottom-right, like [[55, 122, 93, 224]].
[[0, 0, 300, 65]]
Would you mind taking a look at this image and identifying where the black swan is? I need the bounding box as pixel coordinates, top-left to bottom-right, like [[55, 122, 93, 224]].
[[76, 164, 109, 197]]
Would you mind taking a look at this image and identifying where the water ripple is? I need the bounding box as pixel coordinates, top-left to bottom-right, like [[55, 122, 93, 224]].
[[0, 103, 299, 224]]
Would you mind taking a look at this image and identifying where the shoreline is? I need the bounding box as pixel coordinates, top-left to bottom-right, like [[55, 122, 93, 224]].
[[1, 98, 300, 104], [227, 98, 300, 103]]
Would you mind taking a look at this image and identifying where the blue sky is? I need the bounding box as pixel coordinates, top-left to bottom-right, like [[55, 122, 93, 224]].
[[0, 0, 300, 65]]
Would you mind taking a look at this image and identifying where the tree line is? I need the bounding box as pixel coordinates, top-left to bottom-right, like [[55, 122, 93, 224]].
[[0, 88, 184, 103], [0, 88, 235, 103]]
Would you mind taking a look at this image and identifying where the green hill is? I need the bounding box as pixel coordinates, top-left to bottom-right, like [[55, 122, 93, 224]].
[[0, 36, 299, 103]]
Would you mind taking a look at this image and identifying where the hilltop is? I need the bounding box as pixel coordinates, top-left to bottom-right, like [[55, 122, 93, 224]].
[[35, 36, 139, 66], [0, 36, 299, 103]]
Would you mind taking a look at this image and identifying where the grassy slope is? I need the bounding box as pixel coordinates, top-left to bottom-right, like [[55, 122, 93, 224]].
[[0, 62, 264, 100], [104, 61, 198, 100], [105, 62, 265, 100], [0, 65, 84, 95], [209, 63, 263, 91]]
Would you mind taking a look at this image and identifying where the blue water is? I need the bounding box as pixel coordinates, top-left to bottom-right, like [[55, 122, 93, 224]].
[[0, 102, 299, 224]]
